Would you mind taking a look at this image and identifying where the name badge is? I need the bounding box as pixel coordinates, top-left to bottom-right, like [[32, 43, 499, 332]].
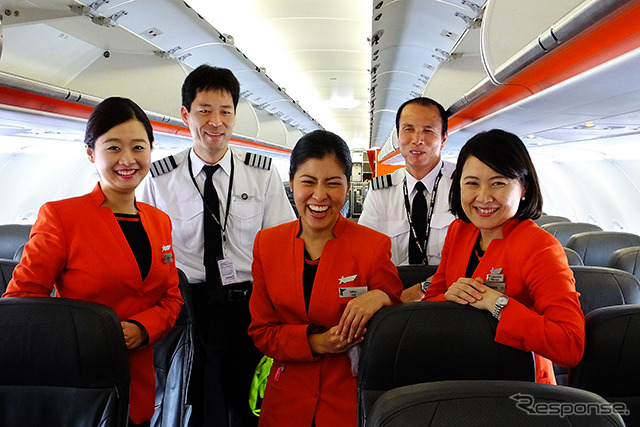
[[339, 286, 368, 298], [218, 257, 238, 286], [486, 267, 506, 293], [162, 244, 173, 264]]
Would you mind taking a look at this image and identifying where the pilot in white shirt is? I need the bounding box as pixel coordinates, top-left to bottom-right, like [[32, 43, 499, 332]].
[[359, 96, 456, 302], [138, 64, 294, 427], [139, 147, 294, 284]]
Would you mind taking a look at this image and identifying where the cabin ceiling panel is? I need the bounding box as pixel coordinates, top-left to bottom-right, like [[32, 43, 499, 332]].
[[369, 0, 482, 148], [184, 0, 371, 148]]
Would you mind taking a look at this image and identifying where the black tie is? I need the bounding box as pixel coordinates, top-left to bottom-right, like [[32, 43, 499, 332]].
[[203, 165, 223, 285], [409, 181, 427, 264]]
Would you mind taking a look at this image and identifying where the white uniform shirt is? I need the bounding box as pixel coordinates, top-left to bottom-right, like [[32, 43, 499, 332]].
[[358, 162, 456, 266], [138, 147, 295, 283]]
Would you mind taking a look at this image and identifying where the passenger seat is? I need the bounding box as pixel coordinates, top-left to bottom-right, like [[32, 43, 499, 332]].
[[608, 246, 640, 282], [357, 301, 535, 427], [152, 269, 194, 427], [0, 224, 31, 261], [532, 215, 571, 226], [568, 304, 640, 427], [0, 297, 130, 426], [367, 380, 625, 427], [541, 222, 602, 246], [566, 231, 640, 267], [0, 259, 19, 295], [554, 266, 640, 385]]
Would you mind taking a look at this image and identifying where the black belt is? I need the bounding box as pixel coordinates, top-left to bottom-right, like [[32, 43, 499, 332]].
[[190, 281, 252, 304]]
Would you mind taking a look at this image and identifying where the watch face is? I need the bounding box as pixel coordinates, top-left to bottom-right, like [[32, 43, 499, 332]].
[[497, 295, 509, 306]]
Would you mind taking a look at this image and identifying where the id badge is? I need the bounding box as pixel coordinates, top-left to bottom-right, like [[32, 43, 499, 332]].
[[218, 257, 237, 286], [339, 286, 368, 298], [485, 281, 506, 293], [486, 268, 506, 293]]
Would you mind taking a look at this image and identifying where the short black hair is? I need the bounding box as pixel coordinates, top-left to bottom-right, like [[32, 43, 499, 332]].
[[395, 97, 448, 138], [84, 97, 153, 149], [181, 64, 240, 112], [289, 130, 352, 181], [449, 129, 543, 221]]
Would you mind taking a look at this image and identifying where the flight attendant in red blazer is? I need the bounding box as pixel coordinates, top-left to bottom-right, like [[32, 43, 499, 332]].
[[3, 97, 183, 426], [249, 130, 403, 427], [423, 129, 585, 384]]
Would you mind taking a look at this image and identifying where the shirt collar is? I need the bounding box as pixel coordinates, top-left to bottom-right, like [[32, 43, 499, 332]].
[[405, 161, 443, 194], [190, 147, 232, 178]]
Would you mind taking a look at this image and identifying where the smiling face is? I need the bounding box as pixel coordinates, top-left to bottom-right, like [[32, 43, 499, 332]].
[[460, 155, 526, 243], [86, 119, 151, 199], [398, 103, 447, 180], [291, 155, 350, 238], [181, 88, 236, 164]]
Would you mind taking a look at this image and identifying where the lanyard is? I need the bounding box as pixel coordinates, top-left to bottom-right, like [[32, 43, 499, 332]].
[[402, 165, 443, 264], [188, 148, 235, 235]]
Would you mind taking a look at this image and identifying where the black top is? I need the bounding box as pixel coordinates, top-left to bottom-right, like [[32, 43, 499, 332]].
[[465, 236, 485, 278], [303, 248, 319, 313], [115, 213, 151, 281]]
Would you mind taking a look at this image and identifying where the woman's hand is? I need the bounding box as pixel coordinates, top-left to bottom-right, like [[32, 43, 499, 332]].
[[308, 325, 363, 355], [445, 277, 502, 313], [337, 289, 391, 343], [121, 321, 147, 350]]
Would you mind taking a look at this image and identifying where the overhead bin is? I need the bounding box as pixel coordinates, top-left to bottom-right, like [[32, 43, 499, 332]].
[[0, 0, 320, 151]]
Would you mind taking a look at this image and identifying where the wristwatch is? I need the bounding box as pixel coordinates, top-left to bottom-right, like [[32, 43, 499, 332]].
[[492, 295, 509, 319], [420, 280, 431, 293]]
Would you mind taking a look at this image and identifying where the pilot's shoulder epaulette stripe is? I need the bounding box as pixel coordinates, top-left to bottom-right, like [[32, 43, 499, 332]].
[[371, 173, 394, 190], [150, 155, 178, 178], [244, 152, 272, 170]]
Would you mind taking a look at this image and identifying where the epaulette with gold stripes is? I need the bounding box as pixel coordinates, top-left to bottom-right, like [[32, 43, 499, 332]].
[[371, 173, 394, 190], [244, 152, 272, 170], [150, 155, 178, 178]]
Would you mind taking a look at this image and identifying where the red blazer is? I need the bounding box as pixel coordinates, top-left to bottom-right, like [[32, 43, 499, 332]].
[[424, 218, 585, 384], [249, 215, 403, 426], [3, 184, 183, 423]]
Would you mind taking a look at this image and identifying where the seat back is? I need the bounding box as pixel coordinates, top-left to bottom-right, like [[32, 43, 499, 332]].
[[0, 259, 19, 295], [609, 246, 640, 281], [567, 231, 640, 267], [564, 247, 583, 266], [532, 215, 571, 226], [152, 269, 194, 427], [555, 266, 640, 385], [0, 297, 130, 427], [0, 224, 31, 260], [367, 380, 625, 427], [395, 264, 438, 289], [357, 301, 535, 427], [568, 305, 640, 426], [572, 266, 640, 315], [541, 222, 603, 246]]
